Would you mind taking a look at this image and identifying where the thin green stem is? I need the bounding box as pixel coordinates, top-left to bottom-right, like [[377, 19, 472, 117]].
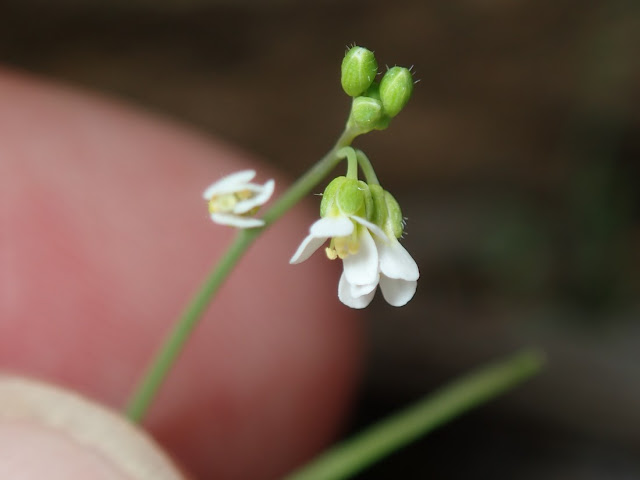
[[125, 126, 360, 422], [283, 349, 545, 480], [355, 150, 379, 186], [338, 147, 359, 180]]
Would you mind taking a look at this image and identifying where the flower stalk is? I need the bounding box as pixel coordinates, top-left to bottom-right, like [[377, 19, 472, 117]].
[[126, 44, 416, 420], [125, 127, 360, 422]]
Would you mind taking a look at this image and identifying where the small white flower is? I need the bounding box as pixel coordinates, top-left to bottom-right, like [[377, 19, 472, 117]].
[[338, 234, 419, 309], [203, 170, 274, 228], [290, 212, 419, 309]]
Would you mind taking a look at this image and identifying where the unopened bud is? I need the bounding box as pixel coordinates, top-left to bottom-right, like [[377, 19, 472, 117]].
[[379, 66, 413, 118], [341, 46, 378, 97], [351, 96, 385, 132]]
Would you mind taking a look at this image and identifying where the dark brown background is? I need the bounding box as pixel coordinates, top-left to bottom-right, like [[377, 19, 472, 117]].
[[2, 1, 640, 478]]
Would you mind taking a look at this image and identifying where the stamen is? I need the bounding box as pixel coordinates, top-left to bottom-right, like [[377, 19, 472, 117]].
[[333, 237, 349, 259], [208, 193, 238, 214], [236, 189, 253, 200], [208, 190, 259, 215]]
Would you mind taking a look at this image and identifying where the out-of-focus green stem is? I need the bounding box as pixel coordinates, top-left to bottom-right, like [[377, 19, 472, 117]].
[[355, 150, 379, 186], [283, 349, 545, 480]]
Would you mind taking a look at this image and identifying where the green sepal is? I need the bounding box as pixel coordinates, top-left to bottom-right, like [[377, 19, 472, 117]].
[[384, 190, 404, 238], [337, 178, 366, 216], [363, 81, 381, 101], [320, 176, 347, 217], [321, 176, 370, 219], [360, 180, 374, 220], [368, 184, 388, 229]]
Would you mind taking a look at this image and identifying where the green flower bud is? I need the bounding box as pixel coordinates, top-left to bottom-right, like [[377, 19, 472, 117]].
[[363, 81, 381, 101], [350, 96, 385, 132], [379, 66, 413, 118], [320, 177, 371, 218], [341, 46, 378, 97]]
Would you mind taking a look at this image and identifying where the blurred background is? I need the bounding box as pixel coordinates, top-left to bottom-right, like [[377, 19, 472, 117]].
[[2, 0, 639, 478]]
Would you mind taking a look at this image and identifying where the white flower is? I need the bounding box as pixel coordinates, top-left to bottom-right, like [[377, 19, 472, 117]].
[[203, 170, 274, 228], [338, 234, 419, 309], [290, 213, 419, 309]]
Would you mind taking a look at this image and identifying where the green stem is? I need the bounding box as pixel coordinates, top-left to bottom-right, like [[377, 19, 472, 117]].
[[355, 150, 379, 186], [338, 147, 359, 180], [283, 349, 545, 480], [125, 127, 360, 422]]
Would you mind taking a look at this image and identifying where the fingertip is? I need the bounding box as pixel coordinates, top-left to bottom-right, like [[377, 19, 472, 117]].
[[0, 67, 362, 479], [0, 376, 185, 480]]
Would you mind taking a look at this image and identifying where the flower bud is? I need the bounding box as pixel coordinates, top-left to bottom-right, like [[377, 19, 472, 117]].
[[350, 96, 385, 132], [363, 81, 381, 101], [379, 66, 413, 118], [341, 46, 378, 97]]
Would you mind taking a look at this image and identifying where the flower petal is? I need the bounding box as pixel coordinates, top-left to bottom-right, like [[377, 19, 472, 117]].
[[343, 227, 378, 286], [379, 275, 417, 307], [289, 234, 328, 264], [310, 216, 354, 238], [378, 239, 419, 281], [203, 170, 256, 199], [210, 212, 264, 228], [234, 179, 275, 214], [349, 276, 379, 297], [339, 272, 376, 309], [350, 215, 388, 240]]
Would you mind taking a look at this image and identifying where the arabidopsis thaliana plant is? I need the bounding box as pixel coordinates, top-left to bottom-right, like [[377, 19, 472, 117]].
[[203, 170, 274, 228]]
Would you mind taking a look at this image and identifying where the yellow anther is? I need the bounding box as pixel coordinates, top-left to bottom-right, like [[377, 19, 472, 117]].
[[325, 233, 361, 260], [208, 193, 238, 214], [236, 189, 253, 200], [325, 247, 338, 260], [333, 237, 349, 259]]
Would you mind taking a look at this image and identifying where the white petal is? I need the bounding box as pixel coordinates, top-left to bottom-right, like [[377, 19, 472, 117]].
[[210, 213, 264, 228], [378, 239, 419, 281], [350, 276, 379, 297], [289, 234, 328, 264], [310, 216, 354, 237], [338, 272, 376, 309], [379, 276, 417, 307], [343, 228, 378, 286], [203, 170, 256, 199], [350, 215, 388, 240], [234, 179, 275, 214]]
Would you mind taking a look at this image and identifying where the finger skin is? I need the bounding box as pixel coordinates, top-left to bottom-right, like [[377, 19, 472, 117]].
[[0, 68, 362, 479], [0, 375, 185, 480]]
